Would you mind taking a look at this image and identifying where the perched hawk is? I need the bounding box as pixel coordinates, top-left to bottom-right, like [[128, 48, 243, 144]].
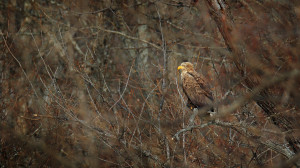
[[178, 62, 214, 111]]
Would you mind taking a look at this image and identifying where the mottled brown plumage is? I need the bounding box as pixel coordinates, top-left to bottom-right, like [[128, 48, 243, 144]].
[[178, 62, 213, 110]]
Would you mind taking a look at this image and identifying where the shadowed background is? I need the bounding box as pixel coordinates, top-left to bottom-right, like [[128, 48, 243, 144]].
[[1, 0, 300, 167]]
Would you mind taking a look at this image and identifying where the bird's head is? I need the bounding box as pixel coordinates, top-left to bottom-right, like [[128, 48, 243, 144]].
[[177, 62, 195, 73]]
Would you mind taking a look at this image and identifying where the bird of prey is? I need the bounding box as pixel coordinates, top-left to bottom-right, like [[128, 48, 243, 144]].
[[178, 62, 214, 111]]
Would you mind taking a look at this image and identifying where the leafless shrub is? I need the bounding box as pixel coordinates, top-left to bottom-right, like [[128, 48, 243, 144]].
[[1, 0, 299, 167]]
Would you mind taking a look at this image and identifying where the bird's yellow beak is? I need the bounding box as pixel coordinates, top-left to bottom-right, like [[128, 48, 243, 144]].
[[177, 66, 184, 70]]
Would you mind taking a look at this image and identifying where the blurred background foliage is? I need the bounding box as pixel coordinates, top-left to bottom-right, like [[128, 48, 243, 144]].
[[1, 0, 300, 167]]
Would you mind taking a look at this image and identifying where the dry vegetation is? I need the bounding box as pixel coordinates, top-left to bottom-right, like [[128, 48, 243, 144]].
[[1, 0, 300, 167]]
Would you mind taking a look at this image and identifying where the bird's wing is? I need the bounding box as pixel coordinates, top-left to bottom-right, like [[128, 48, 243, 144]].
[[182, 87, 197, 109], [182, 72, 207, 108], [188, 71, 214, 101], [182, 84, 198, 109]]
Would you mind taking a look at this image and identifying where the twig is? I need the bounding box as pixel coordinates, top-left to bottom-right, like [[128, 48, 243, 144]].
[[69, 8, 109, 15], [97, 27, 161, 50], [2, 33, 40, 99], [173, 121, 215, 141], [156, 4, 167, 133], [175, 77, 187, 164], [97, 27, 219, 62], [109, 63, 133, 111], [173, 120, 295, 159], [156, 5, 170, 162], [213, 69, 300, 120], [277, 151, 300, 168]]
